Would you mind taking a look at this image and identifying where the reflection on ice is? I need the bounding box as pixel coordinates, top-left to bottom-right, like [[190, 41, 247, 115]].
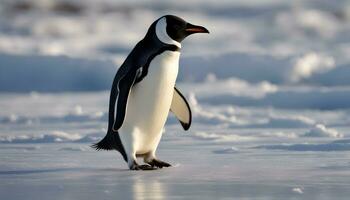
[[133, 178, 166, 200]]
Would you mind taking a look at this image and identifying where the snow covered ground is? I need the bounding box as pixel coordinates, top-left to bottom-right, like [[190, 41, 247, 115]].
[[1, 0, 350, 199], [1, 92, 350, 199]]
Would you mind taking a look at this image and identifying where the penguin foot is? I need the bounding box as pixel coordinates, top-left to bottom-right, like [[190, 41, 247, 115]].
[[147, 159, 171, 168], [136, 164, 156, 170], [130, 161, 156, 171]]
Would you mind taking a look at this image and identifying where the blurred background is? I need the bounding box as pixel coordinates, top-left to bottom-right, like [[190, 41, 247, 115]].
[[0, 0, 350, 93], [2, 2, 350, 199]]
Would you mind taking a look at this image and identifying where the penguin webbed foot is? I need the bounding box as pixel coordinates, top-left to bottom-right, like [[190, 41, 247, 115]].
[[133, 164, 156, 170], [130, 161, 156, 171], [147, 159, 171, 168]]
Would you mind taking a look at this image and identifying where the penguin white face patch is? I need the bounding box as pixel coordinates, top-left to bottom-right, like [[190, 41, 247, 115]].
[[155, 17, 181, 48]]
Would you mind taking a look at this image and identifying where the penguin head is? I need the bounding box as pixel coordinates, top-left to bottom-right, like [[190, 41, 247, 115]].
[[154, 15, 209, 46]]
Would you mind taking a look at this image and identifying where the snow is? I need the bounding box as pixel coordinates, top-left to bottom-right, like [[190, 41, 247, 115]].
[[212, 147, 240, 154], [289, 52, 335, 82], [292, 187, 304, 194], [1, 92, 350, 199], [303, 124, 343, 138], [0, 131, 82, 143], [254, 140, 350, 151], [1, 0, 350, 199], [0, 54, 115, 92]]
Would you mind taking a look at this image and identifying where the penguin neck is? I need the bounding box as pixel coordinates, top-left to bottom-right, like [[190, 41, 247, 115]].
[[155, 18, 181, 49]]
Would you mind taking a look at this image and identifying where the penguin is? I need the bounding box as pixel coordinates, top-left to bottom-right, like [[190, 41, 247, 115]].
[[93, 15, 209, 170]]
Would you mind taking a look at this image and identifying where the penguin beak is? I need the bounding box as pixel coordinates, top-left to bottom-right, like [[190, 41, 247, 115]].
[[185, 23, 209, 34]]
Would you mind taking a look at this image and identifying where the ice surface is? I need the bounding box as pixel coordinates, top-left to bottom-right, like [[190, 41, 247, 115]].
[[1, 92, 350, 199], [1, 0, 350, 199]]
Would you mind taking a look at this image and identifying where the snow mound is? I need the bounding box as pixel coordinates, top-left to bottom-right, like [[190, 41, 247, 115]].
[[58, 147, 88, 151], [200, 87, 350, 110], [59, 106, 106, 123], [259, 132, 298, 139], [170, 94, 321, 128], [192, 132, 252, 142], [0, 114, 34, 125], [292, 187, 304, 194], [0, 110, 106, 125], [290, 52, 335, 82], [0, 54, 115, 92], [189, 78, 278, 99], [302, 124, 343, 138], [212, 147, 239, 154], [188, 93, 247, 126], [0, 131, 102, 144], [0, 146, 40, 151], [75, 132, 103, 143], [331, 139, 350, 144], [251, 115, 315, 128], [254, 140, 350, 151]]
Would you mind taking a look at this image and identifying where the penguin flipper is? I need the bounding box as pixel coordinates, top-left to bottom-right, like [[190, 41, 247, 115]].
[[170, 87, 192, 130], [112, 70, 137, 131], [92, 66, 137, 160]]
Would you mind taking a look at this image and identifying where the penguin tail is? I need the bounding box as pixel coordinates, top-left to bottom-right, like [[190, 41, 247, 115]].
[[91, 129, 127, 162]]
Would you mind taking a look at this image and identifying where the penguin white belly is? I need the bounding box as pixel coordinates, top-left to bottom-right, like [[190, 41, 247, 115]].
[[119, 51, 180, 155]]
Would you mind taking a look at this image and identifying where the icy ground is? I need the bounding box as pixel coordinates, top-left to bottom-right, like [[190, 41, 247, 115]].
[[1, 91, 350, 199], [1, 0, 350, 199]]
